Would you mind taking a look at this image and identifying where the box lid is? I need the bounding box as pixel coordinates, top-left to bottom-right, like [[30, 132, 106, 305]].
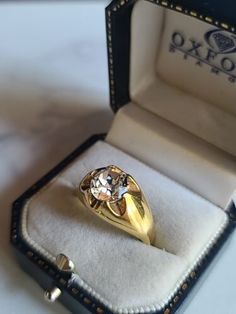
[[106, 0, 236, 112], [106, 0, 236, 162], [105, 0, 236, 208]]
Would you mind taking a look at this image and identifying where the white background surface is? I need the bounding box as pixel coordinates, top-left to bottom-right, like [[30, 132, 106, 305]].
[[0, 2, 235, 314]]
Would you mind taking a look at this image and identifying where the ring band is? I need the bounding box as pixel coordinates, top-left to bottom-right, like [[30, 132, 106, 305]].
[[78, 165, 155, 245]]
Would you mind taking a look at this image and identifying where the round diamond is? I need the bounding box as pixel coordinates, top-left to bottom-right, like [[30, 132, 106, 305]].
[[90, 167, 128, 202]]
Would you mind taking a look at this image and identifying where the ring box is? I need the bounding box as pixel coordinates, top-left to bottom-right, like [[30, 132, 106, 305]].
[[11, 1, 236, 313]]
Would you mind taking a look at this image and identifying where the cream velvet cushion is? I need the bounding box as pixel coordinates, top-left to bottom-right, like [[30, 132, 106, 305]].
[[22, 141, 227, 312]]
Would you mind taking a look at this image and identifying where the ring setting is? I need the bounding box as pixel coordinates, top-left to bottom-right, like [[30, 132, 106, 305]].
[[78, 165, 155, 245]]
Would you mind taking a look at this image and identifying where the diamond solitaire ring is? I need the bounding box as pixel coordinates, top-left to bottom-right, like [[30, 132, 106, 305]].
[[78, 165, 155, 245]]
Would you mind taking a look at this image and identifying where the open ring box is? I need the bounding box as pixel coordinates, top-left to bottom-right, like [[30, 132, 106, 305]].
[[11, 1, 236, 313]]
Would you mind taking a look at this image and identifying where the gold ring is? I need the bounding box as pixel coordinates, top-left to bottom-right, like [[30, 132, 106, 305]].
[[78, 165, 155, 245]]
